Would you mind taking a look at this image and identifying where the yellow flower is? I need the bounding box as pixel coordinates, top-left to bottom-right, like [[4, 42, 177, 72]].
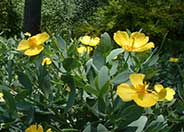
[[0, 92, 4, 102], [79, 35, 100, 46], [113, 31, 154, 52], [117, 73, 158, 107], [77, 45, 93, 55], [154, 84, 175, 101], [0, 92, 3, 98], [24, 32, 31, 37], [42, 57, 52, 65], [25, 124, 52, 132], [17, 32, 50, 56], [169, 57, 179, 63]]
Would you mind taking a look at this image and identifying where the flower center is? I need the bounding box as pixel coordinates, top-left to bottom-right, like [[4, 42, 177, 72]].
[[124, 45, 135, 51], [28, 37, 37, 48], [136, 84, 148, 100]]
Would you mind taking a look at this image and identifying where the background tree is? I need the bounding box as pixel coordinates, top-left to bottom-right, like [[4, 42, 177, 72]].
[[24, 0, 41, 35]]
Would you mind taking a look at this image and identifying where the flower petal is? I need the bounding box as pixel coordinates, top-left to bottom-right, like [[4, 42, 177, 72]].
[[79, 36, 91, 45], [24, 46, 44, 56], [165, 87, 175, 101], [25, 125, 37, 132], [133, 93, 158, 107], [46, 128, 52, 132], [117, 83, 136, 101], [42, 57, 52, 65], [37, 125, 44, 132], [131, 32, 149, 48], [154, 84, 164, 93], [113, 31, 129, 47], [17, 40, 30, 51], [77, 46, 87, 54], [30, 32, 50, 45], [77, 46, 92, 54], [129, 73, 145, 88], [134, 42, 154, 52], [88, 37, 100, 46]]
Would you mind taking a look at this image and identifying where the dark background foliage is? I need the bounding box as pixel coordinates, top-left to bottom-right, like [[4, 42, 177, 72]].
[[0, 0, 184, 42]]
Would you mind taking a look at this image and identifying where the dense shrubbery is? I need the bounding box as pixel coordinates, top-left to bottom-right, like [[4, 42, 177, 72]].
[[0, 30, 183, 131], [1, 0, 184, 41], [0, 0, 184, 131]]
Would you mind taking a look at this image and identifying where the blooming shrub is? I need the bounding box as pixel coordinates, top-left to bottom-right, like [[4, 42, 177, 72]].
[[0, 30, 182, 132]]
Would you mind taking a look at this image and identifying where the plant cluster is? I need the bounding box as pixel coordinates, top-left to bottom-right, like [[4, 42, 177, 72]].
[[0, 30, 182, 132]]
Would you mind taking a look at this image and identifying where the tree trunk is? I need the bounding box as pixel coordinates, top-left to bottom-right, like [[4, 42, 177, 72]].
[[23, 0, 41, 35]]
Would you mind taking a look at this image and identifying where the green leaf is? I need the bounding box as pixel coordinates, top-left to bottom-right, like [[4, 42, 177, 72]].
[[109, 61, 118, 76], [98, 32, 112, 55], [56, 33, 67, 51], [92, 32, 112, 70], [83, 85, 98, 97], [63, 58, 80, 72], [3, 90, 17, 116], [93, 51, 105, 70], [117, 104, 143, 128], [111, 71, 129, 85], [128, 116, 148, 132], [7, 60, 12, 84], [106, 48, 124, 63], [83, 124, 91, 132], [62, 75, 76, 112], [17, 72, 32, 90], [97, 66, 109, 89], [97, 97, 106, 114], [97, 124, 109, 132], [38, 66, 51, 96]]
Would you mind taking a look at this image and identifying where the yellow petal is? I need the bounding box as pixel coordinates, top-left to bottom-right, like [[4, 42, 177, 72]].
[[88, 37, 100, 46], [154, 84, 164, 93], [77, 46, 92, 54], [79, 36, 91, 45], [130, 32, 149, 48], [113, 31, 129, 47], [30, 32, 50, 45], [129, 73, 145, 88], [37, 125, 44, 132], [17, 40, 30, 51], [133, 42, 154, 52], [24, 32, 31, 37], [133, 93, 158, 107], [42, 57, 52, 65], [117, 83, 136, 101], [0, 92, 3, 98], [169, 57, 179, 62], [46, 128, 52, 132], [24, 46, 44, 56], [165, 87, 175, 101], [25, 125, 38, 132], [77, 46, 87, 54]]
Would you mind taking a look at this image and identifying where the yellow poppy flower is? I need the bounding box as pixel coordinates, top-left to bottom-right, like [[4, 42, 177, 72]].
[[79, 35, 100, 46], [169, 57, 179, 63], [17, 32, 50, 56], [154, 84, 175, 101], [0, 92, 3, 98], [25, 124, 52, 132], [0, 92, 4, 102], [42, 57, 52, 65], [77, 45, 93, 55], [113, 31, 154, 52], [24, 32, 31, 37], [117, 73, 158, 107]]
